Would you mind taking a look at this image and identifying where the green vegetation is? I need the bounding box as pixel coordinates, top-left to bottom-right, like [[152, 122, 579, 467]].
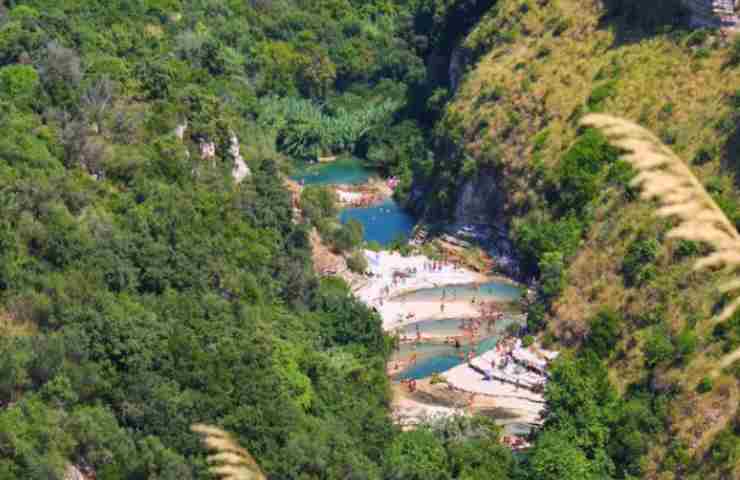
[[346, 250, 369, 273], [0, 0, 429, 477], [585, 309, 622, 359], [414, 0, 740, 477], [1, 0, 739, 478]]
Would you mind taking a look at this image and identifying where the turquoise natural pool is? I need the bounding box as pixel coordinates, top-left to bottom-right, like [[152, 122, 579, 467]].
[[396, 317, 511, 339], [292, 157, 374, 185], [394, 280, 522, 304], [294, 157, 532, 431], [390, 313, 520, 381], [291, 158, 416, 246], [339, 198, 416, 246], [392, 335, 500, 381]]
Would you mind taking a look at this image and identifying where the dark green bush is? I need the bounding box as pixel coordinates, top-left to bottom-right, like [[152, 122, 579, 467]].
[[674, 239, 700, 260], [697, 376, 714, 394], [586, 309, 622, 358], [331, 219, 364, 252], [300, 185, 338, 224], [645, 326, 676, 367], [513, 214, 583, 274], [550, 128, 620, 215], [712, 310, 740, 351], [539, 251, 566, 301], [693, 146, 717, 165], [527, 301, 547, 332], [622, 237, 659, 286]]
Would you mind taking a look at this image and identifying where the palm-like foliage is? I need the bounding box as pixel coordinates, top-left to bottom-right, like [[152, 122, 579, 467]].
[[582, 114, 740, 322], [191, 424, 266, 480], [259, 96, 399, 159]]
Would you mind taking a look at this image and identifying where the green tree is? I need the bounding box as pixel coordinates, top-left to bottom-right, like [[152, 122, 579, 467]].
[[528, 430, 594, 480], [385, 428, 449, 480], [586, 309, 622, 358], [0, 64, 39, 108]]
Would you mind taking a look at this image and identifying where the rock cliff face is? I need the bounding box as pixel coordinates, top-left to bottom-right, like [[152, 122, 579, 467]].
[[451, 170, 521, 278], [452, 169, 505, 226]]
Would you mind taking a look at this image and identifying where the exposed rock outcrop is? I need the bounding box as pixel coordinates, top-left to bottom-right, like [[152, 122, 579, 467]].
[[64, 465, 88, 480], [199, 141, 216, 161], [453, 170, 506, 226], [229, 133, 251, 183]]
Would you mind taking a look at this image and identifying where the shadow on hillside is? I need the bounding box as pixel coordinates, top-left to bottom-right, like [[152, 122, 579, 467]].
[[723, 119, 740, 188], [597, 0, 691, 47]]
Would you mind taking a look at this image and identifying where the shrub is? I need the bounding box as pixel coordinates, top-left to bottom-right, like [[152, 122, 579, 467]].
[[480, 84, 505, 103], [674, 328, 697, 363], [513, 215, 583, 274], [551, 129, 620, 215], [522, 335, 535, 347], [645, 326, 675, 367], [366, 240, 382, 252], [673, 239, 700, 260], [385, 429, 448, 480], [587, 81, 618, 112], [622, 237, 659, 286], [300, 186, 337, 224], [331, 219, 364, 252], [0, 64, 39, 108], [697, 376, 714, 394], [346, 250, 368, 273], [527, 301, 547, 332], [539, 251, 566, 301], [685, 28, 710, 47], [707, 427, 740, 469], [586, 309, 622, 358], [532, 128, 550, 152]]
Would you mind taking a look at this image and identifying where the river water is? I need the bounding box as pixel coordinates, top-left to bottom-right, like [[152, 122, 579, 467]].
[[339, 198, 416, 246], [293, 158, 530, 433], [293, 158, 416, 246], [292, 156, 374, 185]]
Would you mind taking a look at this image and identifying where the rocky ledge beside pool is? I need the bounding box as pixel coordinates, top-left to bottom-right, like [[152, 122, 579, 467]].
[[438, 338, 559, 428], [355, 249, 495, 329]]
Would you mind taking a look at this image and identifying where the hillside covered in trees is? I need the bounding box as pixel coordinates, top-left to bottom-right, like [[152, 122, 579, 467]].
[[0, 0, 739, 479], [408, 0, 740, 478]]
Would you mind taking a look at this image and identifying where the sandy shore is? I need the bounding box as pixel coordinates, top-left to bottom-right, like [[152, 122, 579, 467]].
[[392, 379, 542, 430], [356, 250, 491, 329]]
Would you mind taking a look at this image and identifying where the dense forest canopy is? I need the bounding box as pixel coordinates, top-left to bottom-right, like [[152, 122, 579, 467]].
[[0, 0, 429, 477], [0, 0, 739, 479]]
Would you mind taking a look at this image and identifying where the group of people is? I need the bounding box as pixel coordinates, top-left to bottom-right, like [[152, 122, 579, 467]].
[[422, 259, 459, 272]]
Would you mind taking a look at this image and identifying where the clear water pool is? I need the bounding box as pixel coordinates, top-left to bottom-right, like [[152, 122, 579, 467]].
[[394, 280, 522, 304], [292, 157, 374, 185], [339, 198, 415, 246], [390, 314, 519, 381]]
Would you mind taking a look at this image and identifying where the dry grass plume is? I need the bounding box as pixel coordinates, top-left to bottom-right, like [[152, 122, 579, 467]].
[[582, 113, 740, 323], [191, 424, 266, 480]]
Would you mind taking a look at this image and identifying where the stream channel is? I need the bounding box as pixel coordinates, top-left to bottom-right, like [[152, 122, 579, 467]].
[[293, 158, 529, 433]]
